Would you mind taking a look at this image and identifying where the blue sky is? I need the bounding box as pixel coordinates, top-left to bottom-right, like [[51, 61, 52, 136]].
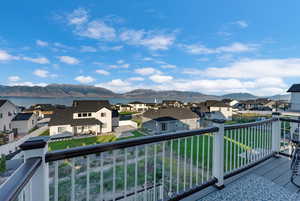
[[0, 0, 299, 96]]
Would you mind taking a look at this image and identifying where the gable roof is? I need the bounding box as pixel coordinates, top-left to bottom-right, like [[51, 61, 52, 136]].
[[287, 84, 300, 92], [48, 107, 74, 126], [0, 100, 7, 108], [72, 100, 111, 112], [12, 113, 34, 121], [143, 108, 199, 120]]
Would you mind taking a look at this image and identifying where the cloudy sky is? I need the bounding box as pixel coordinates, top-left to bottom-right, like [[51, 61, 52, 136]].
[[0, 0, 299, 95]]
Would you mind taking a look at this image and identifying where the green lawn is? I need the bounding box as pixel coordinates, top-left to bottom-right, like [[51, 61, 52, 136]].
[[119, 111, 137, 115], [48, 131, 145, 151], [39, 129, 50, 136]]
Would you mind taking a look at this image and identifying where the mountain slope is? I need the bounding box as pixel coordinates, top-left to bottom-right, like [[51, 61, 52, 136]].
[[221, 93, 258, 100]]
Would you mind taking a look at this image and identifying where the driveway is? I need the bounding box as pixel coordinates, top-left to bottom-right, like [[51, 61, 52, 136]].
[[115, 125, 136, 138]]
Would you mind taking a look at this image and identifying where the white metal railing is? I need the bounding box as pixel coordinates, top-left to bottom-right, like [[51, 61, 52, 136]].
[[1, 114, 287, 201], [280, 116, 300, 155]]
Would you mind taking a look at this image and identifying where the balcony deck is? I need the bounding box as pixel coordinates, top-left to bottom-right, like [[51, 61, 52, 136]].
[[184, 155, 300, 201]]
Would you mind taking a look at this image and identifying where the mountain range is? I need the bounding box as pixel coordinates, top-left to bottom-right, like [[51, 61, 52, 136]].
[[0, 84, 290, 101]]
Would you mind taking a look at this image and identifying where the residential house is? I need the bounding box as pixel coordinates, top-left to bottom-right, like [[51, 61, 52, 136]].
[[161, 100, 184, 108], [128, 101, 148, 112], [25, 104, 66, 118], [0, 100, 18, 132], [142, 108, 200, 135], [11, 113, 38, 134], [222, 99, 239, 107], [49, 100, 118, 136], [117, 104, 133, 112], [199, 100, 233, 120], [287, 84, 300, 111], [235, 99, 272, 111]]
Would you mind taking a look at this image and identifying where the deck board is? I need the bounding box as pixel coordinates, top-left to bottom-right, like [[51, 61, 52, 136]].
[[183, 155, 300, 201]]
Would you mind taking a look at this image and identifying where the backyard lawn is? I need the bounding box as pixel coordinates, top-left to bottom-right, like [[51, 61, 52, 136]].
[[48, 131, 144, 151]]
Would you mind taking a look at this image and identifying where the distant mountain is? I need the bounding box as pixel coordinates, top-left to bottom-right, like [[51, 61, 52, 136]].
[[221, 93, 258, 100], [0, 84, 291, 102], [268, 94, 290, 101], [0, 84, 118, 98]]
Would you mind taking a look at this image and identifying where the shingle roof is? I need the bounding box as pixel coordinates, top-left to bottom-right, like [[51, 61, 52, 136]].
[[70, 118, 102, 126], [48, 107, 74, 126], [143, 108, 199, 120], [129, 101, 144, 104], [0, 100, 7, 108], [72, 100, 111, 112], [12, 113, 34, 121], [287, 84, 300, 92]]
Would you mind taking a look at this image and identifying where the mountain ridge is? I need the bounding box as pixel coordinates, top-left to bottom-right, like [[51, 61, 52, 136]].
[[0, 84, 290, 101]]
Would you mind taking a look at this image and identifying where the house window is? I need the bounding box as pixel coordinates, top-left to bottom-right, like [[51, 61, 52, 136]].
[[83, 113, 87, 117], [8, 112, 12, 116], [0, 113, 2, 118], [88, 113, 92, 117], [101, 113, 106, 117], [161, 123, 167, 131], [78, 113, 82, 117], [58, 127, 66, 132]]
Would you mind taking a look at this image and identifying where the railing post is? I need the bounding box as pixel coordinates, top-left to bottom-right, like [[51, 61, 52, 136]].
[[212, 119, 225, 189], [20, 136, 50, 201], [272, 112, 281, 156]]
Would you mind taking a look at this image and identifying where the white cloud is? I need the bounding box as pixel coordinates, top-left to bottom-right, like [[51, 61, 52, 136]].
[[108, 61, 130, 69], [58, 56, 79, 64], [95, 69, 110, 75], [201, 58, 300, 79], [161, 64, 176, 69], [99, 45, 123, 51], [23, 57, 50, 64], [117, 60, 124, 64], [120, 29, 175, 50], [80, 46, 97, 52], [67, 8, 89, 25], [8, 76, 20, 82], [134, 67, 160, 75], [10, 82, 47, 87], [149, 74, 173, 83], [33, 69, 49, 78], [0, 50, 17, 61], [75, 76, 95, 83], [128, 77, 144, 81], [96, 79, 133, 92], [36, 40, 48, 47], [181, 42, 257, 55], [234, 20, 248, 28]]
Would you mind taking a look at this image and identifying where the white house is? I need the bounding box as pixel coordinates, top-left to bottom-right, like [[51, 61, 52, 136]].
[[0, 100, 18, 132], [199, 100, 233, 120], [142, 108, 200, 135], [11, 112, 38, 134], [288, 84, 300, 112], [128, 101, 148, 112], [49, 100, 119, 136]]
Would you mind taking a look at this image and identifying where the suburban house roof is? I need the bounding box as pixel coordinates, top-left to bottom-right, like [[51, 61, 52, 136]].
[[112, 109, 119, 117], [70, 118, 102, 126], [12, 113, 34, 121], [162, 100, 183, 104], [129, 101, 145, 104], [48, 108, 74, 126], [143, 108, 199, 121], [72, 100, 111, 112], [0, 100, 7, 108], [287, 84, 300, 92]]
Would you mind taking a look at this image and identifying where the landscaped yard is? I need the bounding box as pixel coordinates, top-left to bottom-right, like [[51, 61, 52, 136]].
[[48, 130, 145, 151]]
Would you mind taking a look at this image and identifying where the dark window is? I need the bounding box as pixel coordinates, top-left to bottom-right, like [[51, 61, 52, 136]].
[[83, 113, 87, 117], [78, 113, 82, 117], [88, 113, 92, 117], [0, 113, 2, 118], [101, 113, 106, 117], [161, 123, 167, 131]]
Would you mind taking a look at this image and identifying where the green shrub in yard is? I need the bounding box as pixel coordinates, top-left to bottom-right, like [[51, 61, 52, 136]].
[[0, 155, 6, 173]]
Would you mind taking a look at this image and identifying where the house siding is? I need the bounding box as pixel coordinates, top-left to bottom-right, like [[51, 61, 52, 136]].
[[0, 101, 18, 132]]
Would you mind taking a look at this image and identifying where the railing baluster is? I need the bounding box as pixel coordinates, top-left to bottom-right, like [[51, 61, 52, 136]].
[[233, 129, 237, 170], [177, 138, 180, 193], [144, 145, 147, 201], [100, 153, 104, 201], [162, 141, 166, 199], [113, 150, 116, 201], [169, 139, 173, 195], [54, 161, 58, 201], [196, 135, 199, 184], [207, 134, 211, 179], [153, 144, 157, 201], [230, 129, 233, 172], [86, 155, 90, 201], [190, 136, 193, 188], [134, 147, 138, 201], [183, 137, 187, 190], [71, 158, 75, 201], [201, 135, 205, 183]]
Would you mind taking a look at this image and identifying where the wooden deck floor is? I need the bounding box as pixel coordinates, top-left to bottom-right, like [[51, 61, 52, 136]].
[[183, 155, 300, 201]]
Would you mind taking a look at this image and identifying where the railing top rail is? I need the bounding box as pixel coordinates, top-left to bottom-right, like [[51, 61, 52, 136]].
[[224, 118, 276, 130], [279, 117, 300, 123], [0, 157, 42, 201], [45, 126, 218, 162]]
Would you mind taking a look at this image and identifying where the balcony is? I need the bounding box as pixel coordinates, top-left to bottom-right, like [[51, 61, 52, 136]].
[[0, 113, 299, 201]]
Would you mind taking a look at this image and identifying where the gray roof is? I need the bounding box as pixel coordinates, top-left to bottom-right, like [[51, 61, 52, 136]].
[[12, 113, 34, 121], [143, 108, 199, 120], [72, 100, 111, 112], [70, 118, 102, 126], [48, 107, 74, 126], [0, 100, 7, 108], [287, 84, 300, 92]]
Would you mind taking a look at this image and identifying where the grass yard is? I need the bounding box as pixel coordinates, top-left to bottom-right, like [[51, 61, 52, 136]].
[[39, 129, 50, 136], [48, 130, 145, 151]]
